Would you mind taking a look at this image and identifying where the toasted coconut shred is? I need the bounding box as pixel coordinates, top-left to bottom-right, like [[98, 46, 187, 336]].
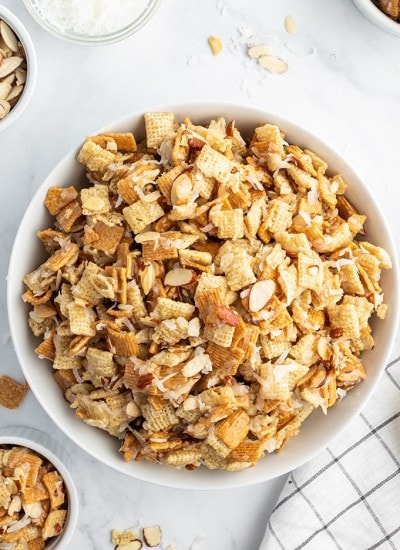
[[22, 112, 392, 472]]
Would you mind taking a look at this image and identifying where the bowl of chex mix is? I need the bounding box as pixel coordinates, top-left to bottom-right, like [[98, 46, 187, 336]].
[[7, 103, 399, 489], [0, 427, 78, 549]]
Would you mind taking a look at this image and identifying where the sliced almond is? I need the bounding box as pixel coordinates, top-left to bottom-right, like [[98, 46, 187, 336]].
[[248, 280, 276, 312], [0, 20, 19, 52], [15, 67, 26, 85], [139, 263, 156, 295], [0, 56, 23, 79], [164, 267, 193, 286], [248, 44, 272, 59], [134, 231, 160, 243], [142, 525, 162, 547], [23, 501, 43, 519], [284, 15, 297, 34], [33, 304, 57, 318], [170, 173, 193, 205], [6, 84, 23, 102], [2, 73, 16, 85], [0, 36, 12, 56], [0, 80, 11, 101], [8, 494, 22, 515], [0, 99, 11, 119], [258, 55, 288, 74], [126, 401, 140, 417], [317, 337, 331, 361]]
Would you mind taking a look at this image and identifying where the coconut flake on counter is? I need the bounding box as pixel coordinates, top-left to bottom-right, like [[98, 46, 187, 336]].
[[285, 42, 316, 57], [187, 54, 201, 67], [216, 0, 227, 17]]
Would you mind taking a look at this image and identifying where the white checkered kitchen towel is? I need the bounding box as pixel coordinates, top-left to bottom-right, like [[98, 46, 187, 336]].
[[260, 356, 400, 550]]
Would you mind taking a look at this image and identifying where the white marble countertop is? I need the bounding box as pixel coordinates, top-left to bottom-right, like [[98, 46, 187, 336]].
[[1, 0, 400, 548]]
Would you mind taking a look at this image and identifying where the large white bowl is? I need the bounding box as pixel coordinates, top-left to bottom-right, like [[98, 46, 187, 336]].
[[7, 103, 399, 490]]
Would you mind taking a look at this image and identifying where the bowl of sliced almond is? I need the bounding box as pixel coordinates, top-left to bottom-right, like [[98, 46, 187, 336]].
[[0, 4, 37, 131]]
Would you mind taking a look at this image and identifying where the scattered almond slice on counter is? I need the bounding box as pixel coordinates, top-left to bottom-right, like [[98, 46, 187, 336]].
[[208, 35, 223, 55], [248, 44, 272, 58], [284, 15, 298, 34], [258, 55, 288, 74], [245, 40, 288, 74], [143, 524, 162, 547], [112, 525, 166, 549], [0, 375, 29, 409]]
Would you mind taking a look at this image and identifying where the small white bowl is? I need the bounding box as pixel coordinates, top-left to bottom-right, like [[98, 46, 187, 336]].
[[353, 0, 400, 36], [7, 102, 400, 490], [0, 426, 78, 550], [0, 4, 37, 132], [23, 0, 162, 46]]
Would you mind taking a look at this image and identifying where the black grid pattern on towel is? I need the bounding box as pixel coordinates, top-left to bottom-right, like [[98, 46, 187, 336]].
[[266, 356, 400, 550]]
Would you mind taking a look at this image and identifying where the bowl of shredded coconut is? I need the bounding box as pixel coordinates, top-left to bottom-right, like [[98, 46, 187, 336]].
[[23, 0, 162, 45]]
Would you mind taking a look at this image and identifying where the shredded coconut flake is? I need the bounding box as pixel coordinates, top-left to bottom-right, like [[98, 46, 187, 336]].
[[6, 514, 31, 533], [334, 258, 355, 271], [187, 54, 201, 67], [336, 388, 347, 400], [72, 368, 84, 384], [31, 0, 148, 36], [298, 210, 312, 225], [200, 223, 215, 233], [154, 372, 176, 392], [307, 180, 320, 205]]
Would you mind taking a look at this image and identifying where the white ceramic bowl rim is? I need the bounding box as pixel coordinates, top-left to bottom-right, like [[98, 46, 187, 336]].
[[353, 0, 400, 36], [7, 101, 400, 490], [0, 4, 37, 132], [0, 426, 78, 550], [22, 0, 162, 46]]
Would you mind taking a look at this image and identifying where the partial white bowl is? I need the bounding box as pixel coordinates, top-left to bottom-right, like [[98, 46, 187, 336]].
[[353, 0, 400, 36], [0, 426, 78, 549], [7, 102, 400, 490], [0, 4, 37, 132], [23, 0, 162, 46]]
